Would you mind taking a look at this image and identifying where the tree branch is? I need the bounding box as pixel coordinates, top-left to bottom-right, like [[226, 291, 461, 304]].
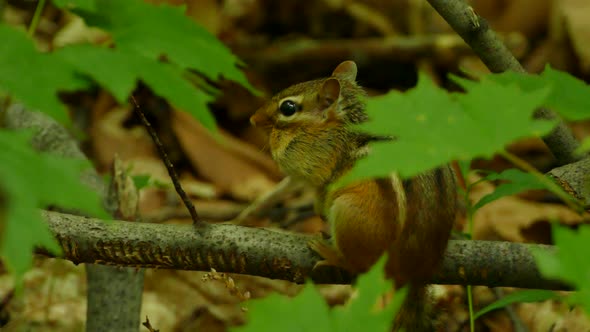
[[549, 157, 590, 209], [426, 0, 583, 166], [43, 210, 569, 290]]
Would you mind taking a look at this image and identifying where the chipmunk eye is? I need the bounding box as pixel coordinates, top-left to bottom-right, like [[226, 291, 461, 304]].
[[279, 100, 299, 116]]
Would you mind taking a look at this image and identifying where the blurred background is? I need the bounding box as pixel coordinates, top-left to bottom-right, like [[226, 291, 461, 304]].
[[1, 0, 590, 331]]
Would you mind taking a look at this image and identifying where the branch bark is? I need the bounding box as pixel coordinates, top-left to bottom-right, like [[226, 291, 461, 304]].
[[549, 157, 590, 209], [426, 0, 583, 166], [42, 210, 569, 291]]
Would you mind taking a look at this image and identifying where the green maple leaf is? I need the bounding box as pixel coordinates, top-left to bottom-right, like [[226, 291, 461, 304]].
[[55, 45, 215, 129], [0, 25, 89, 125], [489, 66, 590, 121], [232, 257, 404, 332], [0, 130, 107, 286], [343, 73, 555, 183], [72, 0, 255, 92], [532, 225, 590, 314]]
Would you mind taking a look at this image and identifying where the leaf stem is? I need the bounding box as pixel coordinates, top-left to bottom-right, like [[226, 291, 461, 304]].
[[467, 285, 475, 332], [459, 163, 477, 332], [28, 0, 46, 37], [500, 150, 583, 213]]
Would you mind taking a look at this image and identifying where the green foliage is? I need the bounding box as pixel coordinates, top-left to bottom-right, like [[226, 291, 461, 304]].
[[532, 225, 590, 314], [343, 67, 590, 185], [343, 72, 555, 184], [474, 290, 559, 320], [0, 0, 255, 284], [53, 0, 96, 11], [131, 175, 151, 191], [473, 169, 559, 211], [54, 45, 215, 128], [232, 257, 406, 332], [70, 0, 254, 91], [489, 66, 590, 121], [0, 130, 107, 286], [0, 25, 89, 125], [575, 137, 590, 155], [0, 0, 255, 129]]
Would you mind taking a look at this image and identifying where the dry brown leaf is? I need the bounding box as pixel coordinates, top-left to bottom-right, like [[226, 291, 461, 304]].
[[90, 105, 156, 172], [53, 14, 110, 48], [0, 260, 86, 332], [469, 174, 585, 242], [172, 110, 277, 201], [547, 0, 579, 72], [560, 0, 590, 73], [493, 0, 550, 38], [517, 300, 590, 332]]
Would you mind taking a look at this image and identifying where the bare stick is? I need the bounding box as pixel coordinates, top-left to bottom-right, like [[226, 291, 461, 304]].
[[426, 0, 582, 166], [130, 96, 201, 225]]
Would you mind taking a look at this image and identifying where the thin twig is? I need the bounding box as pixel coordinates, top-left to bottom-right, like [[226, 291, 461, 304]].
[[426, 0, 582, 166], [130, 96, 201, 225], [27, 0, 46, 37]]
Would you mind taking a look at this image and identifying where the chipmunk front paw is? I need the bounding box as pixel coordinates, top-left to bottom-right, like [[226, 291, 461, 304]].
[[308, 236, 347, 271]]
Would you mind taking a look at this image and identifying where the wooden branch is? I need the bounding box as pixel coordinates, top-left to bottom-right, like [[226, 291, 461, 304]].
[[549, 157, 590, 209], [235, 33, 526, 73], [426, 0, 583, 166], [43, 210, 569, 290]]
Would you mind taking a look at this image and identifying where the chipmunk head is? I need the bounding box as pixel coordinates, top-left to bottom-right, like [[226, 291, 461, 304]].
[[250, 61, 367, 130], [250, 61, 370, 186]]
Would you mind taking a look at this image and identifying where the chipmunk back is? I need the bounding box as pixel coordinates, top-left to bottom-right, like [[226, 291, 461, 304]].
[[251, 61, 457, 331]]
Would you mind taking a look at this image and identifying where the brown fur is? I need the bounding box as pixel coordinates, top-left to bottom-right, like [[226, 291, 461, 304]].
[[251, 61, 457, 331]]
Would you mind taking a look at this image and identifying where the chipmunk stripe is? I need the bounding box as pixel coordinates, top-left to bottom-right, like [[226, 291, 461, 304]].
[[434, 168, 447, 204], [390, 172, 407, 230], [278, 95, 304, 107]]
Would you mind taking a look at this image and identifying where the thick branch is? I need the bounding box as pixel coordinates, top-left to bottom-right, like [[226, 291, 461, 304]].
[[43, 210, 568, 290], [426, 0, 582, 166], [235, 34, 526, 70]]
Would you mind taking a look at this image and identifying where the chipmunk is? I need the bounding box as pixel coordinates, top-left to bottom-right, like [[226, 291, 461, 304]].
[[250, 61, 457, 331]]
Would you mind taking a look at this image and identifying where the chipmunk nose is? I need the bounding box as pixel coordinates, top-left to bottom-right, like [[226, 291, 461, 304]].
[[250, 111, 264, 127], [250, 110, 271, 128]]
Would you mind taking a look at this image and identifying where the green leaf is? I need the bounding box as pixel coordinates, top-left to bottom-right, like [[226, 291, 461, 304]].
[[55, 45, 216, 129], [575, 137, 590, 155], [473, 168, 554, 211], [332, 256, 407, 332], [343, 73, 555, 183], [232, 256, 403, 332], [131, 175, 151, 191], [0, 25, 89, 125], [52, 0, 96, 11], [72, 0, 256, 93], [532, 225, 590, 314], [474, 290, 559, 320], [489, 66, 590, 121], [0, 129, 107, 285], [234, 281, 333, 332]]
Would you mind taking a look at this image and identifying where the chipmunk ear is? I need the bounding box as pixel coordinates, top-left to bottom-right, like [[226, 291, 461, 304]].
[[318, 78, 341, 109], [332, 60, 357, 82]]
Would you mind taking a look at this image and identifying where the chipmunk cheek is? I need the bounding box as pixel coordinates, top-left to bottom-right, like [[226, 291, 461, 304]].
[[250, 111, 272, 128]]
